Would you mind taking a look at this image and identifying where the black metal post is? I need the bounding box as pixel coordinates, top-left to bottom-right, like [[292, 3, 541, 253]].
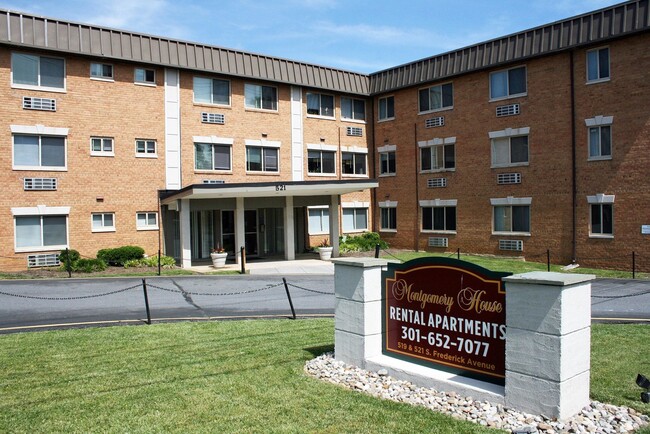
[[282, 277, 296, 320], [547, 249, 551, 272], [632, 251, 636, 279], [142, 278, 151, 325], [65, 247, 72, 278], [374, 243, 380, 258], [157, 248, 161, 276], [240, 246, 246, 274], [457, 248, 460, 260]]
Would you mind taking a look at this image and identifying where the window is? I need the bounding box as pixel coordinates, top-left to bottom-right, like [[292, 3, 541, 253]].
[[90, 137, 114, 156], [420, 138, 455, 172], [306, 92, 334, 117], [588, 194, 614, 237], [136, 212, 158, 230], [342, 152, 367, 175], [490, 66, 526, 100], [194, 77, 230, 105], [419, 83, 453, 113], [195, 143, 231, 171], [422, 205, 456, 232], [134, 68, 155, 85], [587, 47, 610, 82], [341, 97, 365, 121], [92, 213, 115, 232], [13, 135, 66, 170], [90, 63, 113, 80], [308, 150, 335, 174], [380, 151, 396, 175], [586, 116, 613, 160], [308, 208, 329, 234], [11, 53, 65, 90], [378, 96, 395, 121], [379, 202, 397, 231], [245, 84, 277, 110], [493, 205, 530, 234], [136, 139, 157, 157], [246, 147, 279, 172], [490, 128, 529, 167], [343, 208, 368, 232], [15, 215, 67, 250]]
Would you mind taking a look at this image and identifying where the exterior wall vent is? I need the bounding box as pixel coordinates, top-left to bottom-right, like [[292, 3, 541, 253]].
[[425, 116, 445, 128], [23, 96, 56, 111], [428, 237, 449, 248], [24, 178, 57, 190], [497, 173, 522, 185], [346, 126, 363, 137], [201, 112, 225, 124], [499, 239, 523, 251], [427, 178, 447, 188], [202, 179, 225, 184], [27, 253, 60, 268], [496, 103, 520, 117]]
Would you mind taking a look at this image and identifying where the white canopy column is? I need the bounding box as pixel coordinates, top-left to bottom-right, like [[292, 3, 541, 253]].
[[284, 196, 295, 260], [329, 194, 340, 257], [235, 197, 245, 264], [179, 198, 192, 268]]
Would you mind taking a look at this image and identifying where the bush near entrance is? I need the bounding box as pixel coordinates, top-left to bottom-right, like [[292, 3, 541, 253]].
[[97, 246, 145, 266], [339, 232, 388, 252]]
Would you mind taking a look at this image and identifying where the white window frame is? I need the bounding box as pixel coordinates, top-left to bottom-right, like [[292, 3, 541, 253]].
[[90, 62, 114, 81], [586, 46, 610, 84], [420, 199, 457, 234], [341, 147, 368, 177], [244, 83, 278, 111], [134, 67, 156, 86], [136, 212, 158, 231], [11, 52, 66, 92], [91, 212, 116, 233], [341, 97, 366, 122], [489, 127, 530, 168], [11, 125, 69, 171], [342, 204, 369, 233], [587, 194, 615, 238], [307, 144, 337, 176], [419, 137, 456, 173], [135, 139, 157, 158], [379, 201, 397, 232], [307, 206, 330, 235], [378, 145, 396, 176], [490, 197, 532, 236], [11, 205, 70, 253], [245, 139, 281, 173], [378, 96, 395, 121], [418, 82, 454, 114], [306, 92, 335, 119], [193, 76, 231, 106], [585, 116, 613, 161], [489, 65, 527, 101], [90, 137, 114, 157]]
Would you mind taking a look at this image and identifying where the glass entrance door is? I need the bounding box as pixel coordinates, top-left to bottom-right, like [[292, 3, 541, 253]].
[[244, 210, 258, 255], [259, 208, 284, 256], [190, 210, 214, 259]]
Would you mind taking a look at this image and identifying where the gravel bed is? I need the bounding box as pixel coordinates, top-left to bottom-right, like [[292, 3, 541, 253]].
[[305, 353, 649, 433]]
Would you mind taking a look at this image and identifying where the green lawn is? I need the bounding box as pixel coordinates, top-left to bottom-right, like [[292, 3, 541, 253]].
[[0, 320, 647, 433]]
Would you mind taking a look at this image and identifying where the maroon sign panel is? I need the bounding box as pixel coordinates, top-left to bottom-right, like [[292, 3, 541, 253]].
[[382, 257, 510, 385]]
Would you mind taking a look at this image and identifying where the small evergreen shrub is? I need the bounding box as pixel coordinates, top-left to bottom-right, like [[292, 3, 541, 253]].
[[97, 246, 145, 266], [72, 258, 107, 273], [339, 232, 389, 252], [58, 249, 80, 265], [123, 255, 176, 269]]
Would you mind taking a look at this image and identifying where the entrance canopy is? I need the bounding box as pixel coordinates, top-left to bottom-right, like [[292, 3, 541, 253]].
[[159, 180, 378, 268], [159, 179, 378, 202]]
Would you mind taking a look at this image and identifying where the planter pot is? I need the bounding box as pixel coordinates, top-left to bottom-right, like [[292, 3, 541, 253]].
[[210, 252, 228, 268], [318, 246, 333, 261]]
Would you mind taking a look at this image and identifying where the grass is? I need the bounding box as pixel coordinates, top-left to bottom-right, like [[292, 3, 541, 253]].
[[0, 320, 647, 433], [385, 251, 648, 279]]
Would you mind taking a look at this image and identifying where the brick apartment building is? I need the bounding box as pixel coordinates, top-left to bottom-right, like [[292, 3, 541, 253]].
[[0, 1, 648, 271]]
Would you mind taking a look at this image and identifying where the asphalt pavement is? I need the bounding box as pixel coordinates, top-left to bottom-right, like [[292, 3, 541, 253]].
[[0, 274, 648, 333]]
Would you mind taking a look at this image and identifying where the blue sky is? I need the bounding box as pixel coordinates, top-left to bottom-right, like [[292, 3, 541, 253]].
[[0, 0, 622, 73]]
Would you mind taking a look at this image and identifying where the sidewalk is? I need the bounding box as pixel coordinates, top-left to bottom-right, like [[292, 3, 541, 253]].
[[188, 257, 335, 275]]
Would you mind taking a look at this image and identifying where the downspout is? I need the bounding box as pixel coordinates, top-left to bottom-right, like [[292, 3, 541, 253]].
[[570, 50, 577, 264], [370, 98, 377, 233], [414, 122, 419, 252]]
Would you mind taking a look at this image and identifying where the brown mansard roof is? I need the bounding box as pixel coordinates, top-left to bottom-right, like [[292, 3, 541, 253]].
[[0, 0, 648, 96]]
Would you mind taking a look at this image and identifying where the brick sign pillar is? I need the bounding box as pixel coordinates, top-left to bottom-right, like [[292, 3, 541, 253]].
[[504, 272, 595, 419]]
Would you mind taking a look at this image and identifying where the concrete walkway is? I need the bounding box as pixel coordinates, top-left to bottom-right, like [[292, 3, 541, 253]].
[[188, 257, 335, 275]]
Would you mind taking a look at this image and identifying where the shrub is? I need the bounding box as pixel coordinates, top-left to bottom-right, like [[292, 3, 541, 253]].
[[123, 255, 176, 269], [339, 232, 389, 253], [58, 249, 80, 266], [72, 258, 107, 273], [97, 246, 145, 266]]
